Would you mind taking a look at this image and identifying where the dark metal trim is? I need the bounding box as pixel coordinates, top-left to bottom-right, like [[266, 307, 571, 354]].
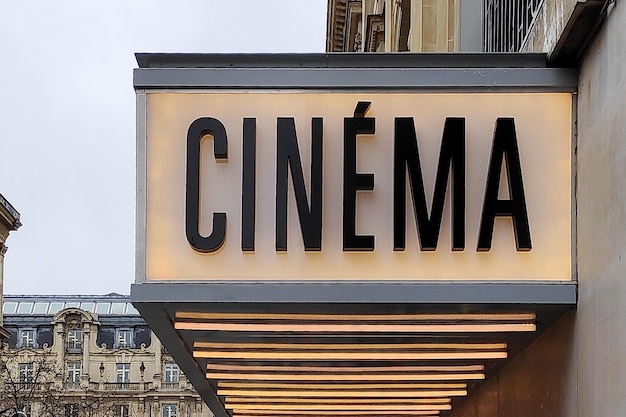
[[135, 304, 230, 417], [135, 52, 552, 69], [133, 67, 578, 91], [549, 0, 610, 67], [131, 281, 577, 305]]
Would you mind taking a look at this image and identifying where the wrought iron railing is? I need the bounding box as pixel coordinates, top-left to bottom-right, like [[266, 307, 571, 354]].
[[484, 0, 544, 51]]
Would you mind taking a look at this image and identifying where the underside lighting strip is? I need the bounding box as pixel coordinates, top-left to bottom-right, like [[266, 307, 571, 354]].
[[177, 322, 536, 333], [195, 350, 507, 360], [217, 382, 468, 390], [176, 312, 536, 321], [195, 342, 508, 350], [228, 404, 452, 411], [219, 390, 466, 398], [207, 372, 485, 381], [208, 364, 485, 373], [231, 411, 440, 416], [225, 398, 451, 404]]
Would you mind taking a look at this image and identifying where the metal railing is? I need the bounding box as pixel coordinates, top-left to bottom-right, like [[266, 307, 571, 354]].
[[161, 382, 180, 391], [484, 0, 544, 51], [100, 382, 142, 391]]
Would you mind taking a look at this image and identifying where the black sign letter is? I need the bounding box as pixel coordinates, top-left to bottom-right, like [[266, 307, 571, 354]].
[[275, 118, 323, 251], [185, 117, 228, 253], [477, 118, 532, 251], [241, 118, 256, 252], [343, 102, 376, 251], [394, 117, 465, 251]]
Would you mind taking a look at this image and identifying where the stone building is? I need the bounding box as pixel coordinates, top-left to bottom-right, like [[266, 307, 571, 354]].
[[1, 294, 212, 417], [326, 0, 483, 52], [0, 193, 20, 341]]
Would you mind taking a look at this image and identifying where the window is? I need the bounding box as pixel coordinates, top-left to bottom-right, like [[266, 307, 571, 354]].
[[116, 363, 130, 389], [116, 329, 134, 349], [48, 301, 65, 314], [113, 404, 130, 417], [79, 302, 95, 312], [67, 330, 83, 352], [126, 304, 140, 315], [110, 302, 126, 314], [18, 329, 36, 348], [17, 405, 31, 417], [32, 302, 48, 314], [18, 363, 34, 384], [164, 363, 179, 382], [67, 362, 81, 385], [95, 302, 110, 314], [65, 404, 79, 417], [164, 363, 179, 389], [2, 301, 18, 314], [17, 302, 33, 314], [162, 404, 178, 417]]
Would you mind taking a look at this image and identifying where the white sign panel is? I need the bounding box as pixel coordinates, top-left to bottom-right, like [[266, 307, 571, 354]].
[[142, 92, 572, 281]]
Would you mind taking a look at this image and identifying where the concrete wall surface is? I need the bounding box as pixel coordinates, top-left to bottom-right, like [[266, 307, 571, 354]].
[[577, 2, 626, 416], [521, 0, 578, 52], [449, 311, 577, 417], [453, 3, 626, 417]]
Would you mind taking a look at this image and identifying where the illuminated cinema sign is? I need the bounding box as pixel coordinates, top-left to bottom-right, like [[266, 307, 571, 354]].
[[142, 92, 572, 281]]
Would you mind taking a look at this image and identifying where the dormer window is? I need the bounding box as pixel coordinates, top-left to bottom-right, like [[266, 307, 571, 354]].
[[67, 329, 83, 352], [116, 329, 134, 349], [18, 328, 36, 348]]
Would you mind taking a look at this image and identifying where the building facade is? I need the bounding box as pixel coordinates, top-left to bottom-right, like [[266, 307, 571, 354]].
[[1, 294, 212, 417], [0, 193, 20, 341], [324, 1, 626, 416], [326, 0, 483, 52]]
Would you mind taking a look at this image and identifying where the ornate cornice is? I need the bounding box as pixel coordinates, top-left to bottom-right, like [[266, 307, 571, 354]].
[[327, 0, 348, 52]]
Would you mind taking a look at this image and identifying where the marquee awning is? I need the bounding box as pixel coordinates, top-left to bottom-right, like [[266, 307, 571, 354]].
[[132, 53, 578, 417], [132, 281, 575, 417]]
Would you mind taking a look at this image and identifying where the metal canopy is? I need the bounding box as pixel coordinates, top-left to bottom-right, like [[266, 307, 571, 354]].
[[132, 281, 575, 417], [132, 53, 578, 417]]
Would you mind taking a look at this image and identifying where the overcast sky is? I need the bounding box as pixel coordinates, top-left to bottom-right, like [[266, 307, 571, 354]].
[[0, 1, 327, 295]]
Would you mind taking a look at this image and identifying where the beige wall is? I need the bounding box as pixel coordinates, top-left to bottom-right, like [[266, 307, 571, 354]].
[[409, 0, 456, 52], [327, 0, 456, 52]]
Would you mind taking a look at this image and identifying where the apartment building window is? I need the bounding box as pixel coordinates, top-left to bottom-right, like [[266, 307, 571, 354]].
[[18, 328, 36, 348], [162, 404, 178, 417], [67, 362, 81, 387], [67, 329, 83, 352], [113, 404, 130, 417], [116, 363, 130, 389], [18, 363, 34, 385], [164, 363, 179, 389], [116, 329, 134, 349], [16, 405, 31, 417], [65, 404, 79, 417]]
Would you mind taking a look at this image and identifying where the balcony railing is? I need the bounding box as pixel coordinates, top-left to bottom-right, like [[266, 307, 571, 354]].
[[161, 382, 180, 391], [89, 382, 142, 391], [65, 382, 82, 390], [483, 0, 544, 52]]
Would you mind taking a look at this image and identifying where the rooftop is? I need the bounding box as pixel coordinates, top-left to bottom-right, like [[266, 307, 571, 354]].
[[3, 293, 139, 316]]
